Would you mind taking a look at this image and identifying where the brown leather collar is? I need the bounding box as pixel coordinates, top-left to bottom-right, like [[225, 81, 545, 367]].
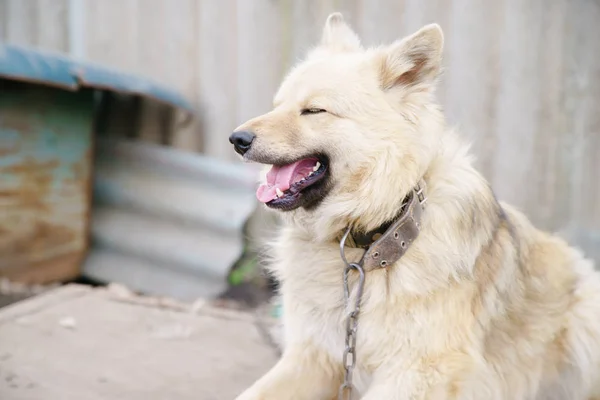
[[343, 180, 426, 271]]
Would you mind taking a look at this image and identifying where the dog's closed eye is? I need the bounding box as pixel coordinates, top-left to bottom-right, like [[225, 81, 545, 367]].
[[301, 108, 327, 115]]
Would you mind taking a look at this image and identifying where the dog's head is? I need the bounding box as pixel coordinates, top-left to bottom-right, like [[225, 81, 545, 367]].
[[230, 13, 446, 240]]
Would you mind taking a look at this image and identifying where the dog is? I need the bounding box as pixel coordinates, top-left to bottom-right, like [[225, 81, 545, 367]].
[[228, 12, 600, 400]]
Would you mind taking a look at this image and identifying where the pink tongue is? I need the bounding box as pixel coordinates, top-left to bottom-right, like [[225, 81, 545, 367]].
[[256, 158, 318, 203]]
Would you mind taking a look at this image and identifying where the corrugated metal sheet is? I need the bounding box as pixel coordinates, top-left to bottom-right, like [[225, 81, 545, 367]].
[[4, 1, 598, 264], [0, 43, 193, 111], [0, 82, 94, 283], [83, 138, 260, 301]]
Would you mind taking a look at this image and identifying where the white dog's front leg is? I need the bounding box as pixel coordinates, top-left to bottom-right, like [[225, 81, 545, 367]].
[[359, 367, 449, 400], [235, 343, 341, 400], [360, 383, 448, 400]]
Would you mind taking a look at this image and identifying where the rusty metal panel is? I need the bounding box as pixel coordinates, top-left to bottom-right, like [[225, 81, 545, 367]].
[[0, 81, 94, 283]]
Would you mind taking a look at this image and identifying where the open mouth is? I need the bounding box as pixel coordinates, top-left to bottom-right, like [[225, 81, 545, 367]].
[[256, 156, 329, 211]]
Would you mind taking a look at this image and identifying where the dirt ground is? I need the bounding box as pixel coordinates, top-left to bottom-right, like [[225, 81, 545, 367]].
[[0, 283, 280, 400]]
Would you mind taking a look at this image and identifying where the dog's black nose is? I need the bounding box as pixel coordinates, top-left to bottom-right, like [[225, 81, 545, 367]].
[[229, 131, 255, 155]]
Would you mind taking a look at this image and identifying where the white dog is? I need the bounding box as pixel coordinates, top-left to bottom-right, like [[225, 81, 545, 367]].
[[229, 13, 600, 400]]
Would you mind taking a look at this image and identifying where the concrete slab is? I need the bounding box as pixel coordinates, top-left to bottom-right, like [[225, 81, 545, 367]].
[[0, 284, 279, 400]]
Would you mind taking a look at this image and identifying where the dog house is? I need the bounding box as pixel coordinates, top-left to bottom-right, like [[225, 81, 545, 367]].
[[0, 44, 258, 300]]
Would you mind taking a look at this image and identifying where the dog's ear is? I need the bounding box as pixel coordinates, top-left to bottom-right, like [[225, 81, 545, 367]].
[[320, 12, 361, 52], [378, 24, 444, 91]]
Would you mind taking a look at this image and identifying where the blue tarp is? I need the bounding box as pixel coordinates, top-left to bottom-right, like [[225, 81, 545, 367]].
[[0, 44, 193, 112]]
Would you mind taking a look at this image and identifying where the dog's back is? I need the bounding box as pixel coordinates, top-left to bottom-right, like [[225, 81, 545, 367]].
[[465, 203, 600, 399]]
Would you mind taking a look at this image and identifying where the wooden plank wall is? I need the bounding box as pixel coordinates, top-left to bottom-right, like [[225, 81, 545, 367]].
[[0, 0, 598, 253]]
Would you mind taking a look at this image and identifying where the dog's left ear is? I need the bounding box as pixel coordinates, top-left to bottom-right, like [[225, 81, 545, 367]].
[[378, 24, 444, 91], [320, 12, 361, 52]]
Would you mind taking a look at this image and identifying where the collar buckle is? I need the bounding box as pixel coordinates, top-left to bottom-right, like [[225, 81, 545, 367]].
[[343, 179, 427, 271]]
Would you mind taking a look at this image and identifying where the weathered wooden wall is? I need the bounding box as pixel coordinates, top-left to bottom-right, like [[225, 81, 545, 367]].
[[1, 0, 599, 256]]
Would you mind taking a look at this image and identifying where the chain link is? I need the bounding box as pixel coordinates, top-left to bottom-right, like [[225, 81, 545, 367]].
[[338, 228, 366, 400]]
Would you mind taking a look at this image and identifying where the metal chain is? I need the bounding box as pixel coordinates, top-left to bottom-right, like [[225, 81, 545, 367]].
[[338, 228, 366, 400], [336, 184, 425, 399]]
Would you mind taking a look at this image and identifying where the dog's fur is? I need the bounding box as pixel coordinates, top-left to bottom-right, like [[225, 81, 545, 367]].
[[233, 13, 600, 400]]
